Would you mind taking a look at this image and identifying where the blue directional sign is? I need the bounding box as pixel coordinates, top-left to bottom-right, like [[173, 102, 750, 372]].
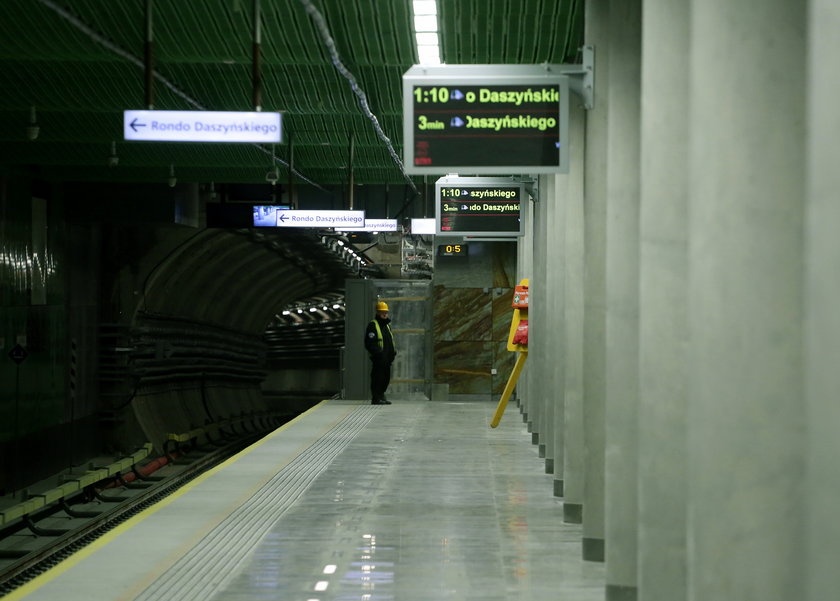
[[124, 110, 282, 143]]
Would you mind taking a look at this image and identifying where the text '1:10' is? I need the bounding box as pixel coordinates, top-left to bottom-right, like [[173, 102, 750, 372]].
[[414, 87, 450, 103]]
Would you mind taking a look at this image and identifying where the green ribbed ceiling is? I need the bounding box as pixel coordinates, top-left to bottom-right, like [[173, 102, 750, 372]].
[[0, 0, 583, 187]]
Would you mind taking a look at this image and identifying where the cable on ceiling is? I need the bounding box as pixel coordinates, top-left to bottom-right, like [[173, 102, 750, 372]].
[[296, 0, 419, 195], [35, 0, 326, 192]]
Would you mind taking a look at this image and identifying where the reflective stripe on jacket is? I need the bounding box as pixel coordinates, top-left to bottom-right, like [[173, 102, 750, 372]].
[[370, 319, 395, 351]]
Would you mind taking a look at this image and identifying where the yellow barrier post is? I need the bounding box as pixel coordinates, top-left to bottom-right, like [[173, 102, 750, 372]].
[[490, 278, 530, 428], [490, 352, 527, 428]]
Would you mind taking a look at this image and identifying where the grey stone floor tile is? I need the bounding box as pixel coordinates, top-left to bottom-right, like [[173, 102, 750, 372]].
[[210, 400, 604, 601]]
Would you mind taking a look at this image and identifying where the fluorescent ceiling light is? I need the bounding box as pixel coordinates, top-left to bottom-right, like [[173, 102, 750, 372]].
[[411, 1, 441, 64], [417, 44, 441, 64], [415, 32, 438, 45], [413, 15, 438, 32], [413, 0, 437, 15]]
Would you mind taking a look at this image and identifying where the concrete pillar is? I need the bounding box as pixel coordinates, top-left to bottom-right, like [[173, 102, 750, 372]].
[[561, 103, 585, 511], [582, 0, 609, 563], [543, 174, 562, 479], [517, 200, 534, 421], [532, 180, 550, 460], [806, 1, 840, 598], [637, 0, 689, 599], [604, 0, 641, 596], [687, 1, 806, 599]]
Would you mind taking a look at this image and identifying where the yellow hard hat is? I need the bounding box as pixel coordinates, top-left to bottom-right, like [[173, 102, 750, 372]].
[[376, 301, 389, 311]]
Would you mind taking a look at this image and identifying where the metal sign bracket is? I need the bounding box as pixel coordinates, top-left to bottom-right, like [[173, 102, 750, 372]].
[[547, 45, 595, 110]]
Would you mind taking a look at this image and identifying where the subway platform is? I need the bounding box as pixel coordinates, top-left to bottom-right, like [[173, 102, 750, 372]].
[[6, 399, 604, 601]]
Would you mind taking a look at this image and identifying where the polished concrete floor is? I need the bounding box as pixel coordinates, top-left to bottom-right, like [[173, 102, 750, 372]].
[[10, 399, 605, 601]]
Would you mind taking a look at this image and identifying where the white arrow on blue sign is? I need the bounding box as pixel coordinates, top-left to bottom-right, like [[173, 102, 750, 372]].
[[274, 210, 365, 229], [124, 110, 282, 143]]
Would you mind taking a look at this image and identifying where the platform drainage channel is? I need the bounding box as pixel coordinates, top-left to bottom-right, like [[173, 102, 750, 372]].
[[135, 405, 378, 601]]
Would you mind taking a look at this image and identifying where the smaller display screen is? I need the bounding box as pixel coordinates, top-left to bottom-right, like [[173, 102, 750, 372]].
[[438, 185, 521, 235], [437, 243, 468, 257]]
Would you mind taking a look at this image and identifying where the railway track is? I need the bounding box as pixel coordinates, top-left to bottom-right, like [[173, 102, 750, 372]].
[[0, 434, 259, 595]]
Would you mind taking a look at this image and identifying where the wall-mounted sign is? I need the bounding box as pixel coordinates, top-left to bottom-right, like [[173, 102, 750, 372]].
[[124, 110, 282, 143], [435, 176, 528, 237], [270, 210, 365, 229], [403, 64, 569, 174]]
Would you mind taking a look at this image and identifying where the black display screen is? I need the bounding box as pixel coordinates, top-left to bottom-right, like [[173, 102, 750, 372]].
[[438, 185, 521, 234], [411, 84, 561, 169]]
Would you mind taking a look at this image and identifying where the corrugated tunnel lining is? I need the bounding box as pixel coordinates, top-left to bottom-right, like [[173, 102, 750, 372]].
[[134, 404, 380, 601]]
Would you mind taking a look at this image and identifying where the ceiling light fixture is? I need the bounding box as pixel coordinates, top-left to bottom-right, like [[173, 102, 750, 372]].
[[107, 140, 119, 167], [26, 105, 40, 141], [412, 0, 441, 65], [266, 144, 280, 185]]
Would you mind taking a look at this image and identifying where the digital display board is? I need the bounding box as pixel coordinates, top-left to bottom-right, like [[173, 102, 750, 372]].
[[435, 176, 528, 237], [403, 64, 569, 175]]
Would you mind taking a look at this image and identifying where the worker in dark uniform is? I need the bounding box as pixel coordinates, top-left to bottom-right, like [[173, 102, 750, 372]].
[[365, 301, 396, 405]]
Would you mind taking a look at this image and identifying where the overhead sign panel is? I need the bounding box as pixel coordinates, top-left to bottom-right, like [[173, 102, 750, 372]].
[[253, 205, 292, 227], [403, 64, 569, 174], [411, 218, 436, 235], [435, 176, 528, 237], [271, 210, 365, 229], [337, 219, 399, 232], [124, 110, 281, 143]]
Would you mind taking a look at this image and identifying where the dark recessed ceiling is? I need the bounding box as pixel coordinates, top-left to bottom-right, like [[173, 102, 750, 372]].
[[0, 0, 583, 188]]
